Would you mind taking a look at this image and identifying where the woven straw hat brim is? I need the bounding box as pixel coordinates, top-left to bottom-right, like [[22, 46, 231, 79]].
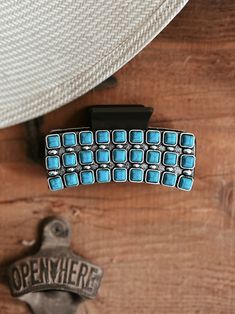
[[0, 0, 189, 128]]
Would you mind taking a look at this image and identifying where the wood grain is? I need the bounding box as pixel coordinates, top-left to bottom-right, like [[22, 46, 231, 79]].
[[0, 1, 235, 313]]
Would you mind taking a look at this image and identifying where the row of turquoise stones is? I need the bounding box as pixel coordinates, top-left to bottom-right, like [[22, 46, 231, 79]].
[[46, 130, 195, 149], [46, 150, 195, 170], [48, 168, 193, 191]]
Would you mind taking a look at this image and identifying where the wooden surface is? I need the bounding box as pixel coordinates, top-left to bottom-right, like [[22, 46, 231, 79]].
[[0, 0, 235, 313]]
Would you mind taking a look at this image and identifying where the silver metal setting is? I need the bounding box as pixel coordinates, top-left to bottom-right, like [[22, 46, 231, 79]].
[[95, 130, 110, 145], [65, 147, 75, 152], [162, 151, 179, 167], [45, 127, 196, 191], [78, 150, 94, 166], [162, 131, 178, 147], [83, 146, 91, 150], [146, 130, 161, 145], [67, 167, 75, 172], [78, 131, 94, 146], [117, 163, 124, 168], [100, 164, 108, 168], [112, 129, 127, 145], [129, 148, 144, 164], [183, 170, 193, 176], [45, 134, 61, 149], [45, 156, 61, 171], [62, 132, 77, 147], [62, 152, 78, 167], [183, 148, 193, 154], [179, 132, 195, 148], [161, 171, 177, 188], [129, 168, 144, 183], [129, 129, 144, 145], [63, 173, 79, 187], [177, 175, 194, 192], [146, 150, 161, 165], [48, 150, 58, 155], [112, 167, 128, 183], [96, 168, 111, 183], [79, 170, 95, 185], [95, 149, 110, 164], [145, 169, 161, 185], [48, 171, 59, 176], [47, 176, 64, 191], [179, 154, 196, 170]]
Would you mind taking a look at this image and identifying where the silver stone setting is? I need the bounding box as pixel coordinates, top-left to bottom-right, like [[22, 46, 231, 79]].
[[45, 127, 196, 191]]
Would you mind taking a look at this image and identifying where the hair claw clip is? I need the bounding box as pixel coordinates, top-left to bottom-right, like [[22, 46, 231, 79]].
[[45, 105, 196, 192]]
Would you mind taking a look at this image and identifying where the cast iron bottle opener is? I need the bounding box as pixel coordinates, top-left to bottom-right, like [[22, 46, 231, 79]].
[[8, 217, 103, 314], [45, 105, 196, 191]]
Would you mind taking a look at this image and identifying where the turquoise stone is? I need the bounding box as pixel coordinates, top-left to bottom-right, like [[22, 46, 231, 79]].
[[96, 130, 110, 144], [64, 173, 79, 187], [163, 152, 178, 166], [62, 132, 77, 147], [79, 131, 93, 145], [112, 130, 127, 144], [113, 168, 127, 182], [46, 156, 60, 170], [146, 130, 160, 145], [112, 149, 127, 163], [146, 150, 161, 164], [180, 133, 195, 148], [62, 153, 77, 167], [180, 155, 195, 169], [97, 169, 111, 183], [163, 131, 178, 146], [80, 170, 95, 185], [130, 149, 144, 163], [48, 176, 64, 191], [162, 172, 177, 187], [129, 168, 144, 182], [146, 170, 160, 184], [46, 134, 61, 149], [79, 150, 93, 165], [96, 149, 110, 163], [129, 130, 144, 144], [178, 176, 193, 191]]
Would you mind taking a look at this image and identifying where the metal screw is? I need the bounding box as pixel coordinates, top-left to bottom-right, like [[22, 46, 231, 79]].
[[51, 222, 67, 238]]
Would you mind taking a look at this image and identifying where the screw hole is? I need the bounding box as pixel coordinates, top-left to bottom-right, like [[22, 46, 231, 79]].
[[51, 222, 68, 238]]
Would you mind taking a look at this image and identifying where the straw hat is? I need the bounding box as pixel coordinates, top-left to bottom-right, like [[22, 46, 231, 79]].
[[0, 0, 189, 128]]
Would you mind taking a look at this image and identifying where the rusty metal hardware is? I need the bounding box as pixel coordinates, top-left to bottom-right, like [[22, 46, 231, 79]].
[[8, 217, 103, 314]]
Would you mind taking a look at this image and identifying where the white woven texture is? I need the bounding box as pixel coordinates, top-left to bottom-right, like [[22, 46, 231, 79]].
[[0, 0, 188, 128]]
